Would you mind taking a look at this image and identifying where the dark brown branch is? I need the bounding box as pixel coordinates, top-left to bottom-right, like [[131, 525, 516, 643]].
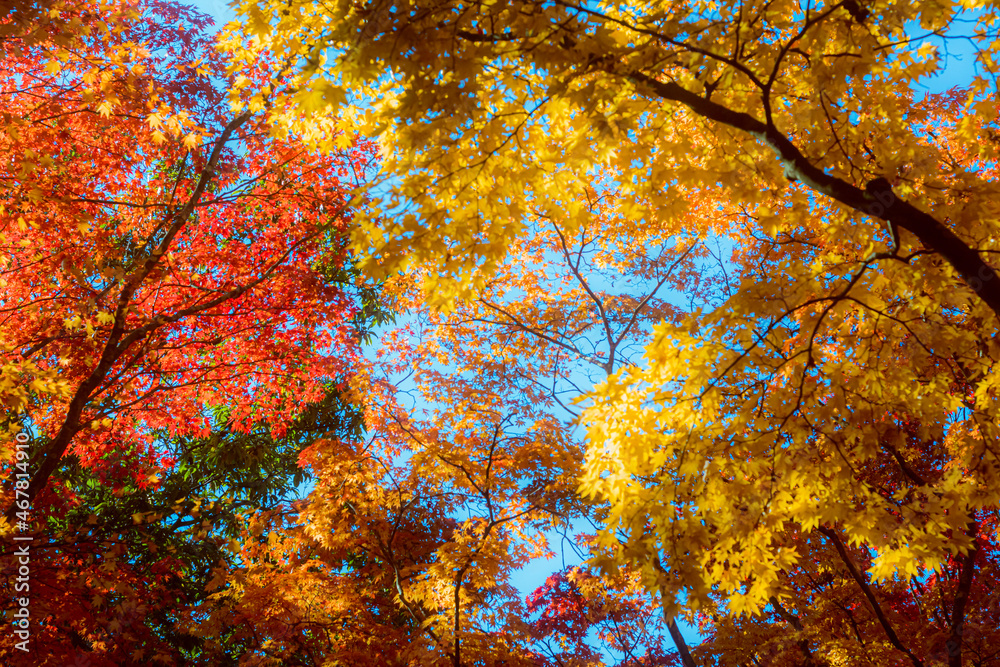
[[769, 596, 816, 662], [665, 617, 698, 667], [818, 526, 922, 667], [626, 71, 1000, 323], [650, 556, 698, 667], [948, 516, 979, 667]]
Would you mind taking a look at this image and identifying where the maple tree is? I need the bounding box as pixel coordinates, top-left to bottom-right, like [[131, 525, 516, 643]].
[[9, 384, 368, 664], [0, 0, 381, 663], [0, 0, 375, 511], [185, 310, 584, 665], [219, 0, 1000, 665]]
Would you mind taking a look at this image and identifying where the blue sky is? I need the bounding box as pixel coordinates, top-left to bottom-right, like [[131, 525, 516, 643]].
[[193, 0, 233, 23]]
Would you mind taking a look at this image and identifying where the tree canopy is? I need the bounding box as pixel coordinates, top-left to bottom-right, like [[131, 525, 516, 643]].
[[4, 0, 1000, 665]]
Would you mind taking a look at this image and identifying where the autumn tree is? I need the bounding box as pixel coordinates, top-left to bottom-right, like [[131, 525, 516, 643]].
[[0, 0, 379, 662], [526, 563, 676, 667], [187, 308, 586, 665], [3, 383, 369, 664], [0, 0, 374, 513], [221, 0, 1000, 665]]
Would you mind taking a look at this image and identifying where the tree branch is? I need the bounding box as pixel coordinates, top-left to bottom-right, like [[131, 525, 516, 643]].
[[948, 516, 978, 667], [626, 71, 1000, 323], [818, 526, 922, 667]]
